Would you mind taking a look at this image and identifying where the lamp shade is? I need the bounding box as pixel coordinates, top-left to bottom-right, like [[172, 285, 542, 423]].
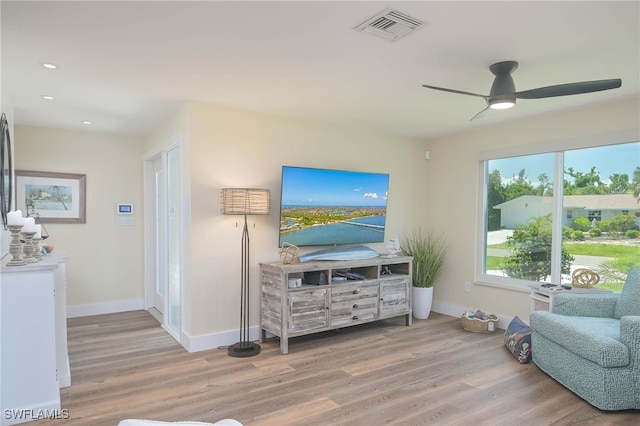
[[221, 188, 270, 215]]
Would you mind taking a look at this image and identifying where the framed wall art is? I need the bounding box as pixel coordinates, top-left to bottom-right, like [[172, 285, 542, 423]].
[[15, 170, 86, 223]]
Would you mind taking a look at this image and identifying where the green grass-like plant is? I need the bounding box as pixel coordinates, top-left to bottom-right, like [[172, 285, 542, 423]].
[[400, 229, 448, 288]]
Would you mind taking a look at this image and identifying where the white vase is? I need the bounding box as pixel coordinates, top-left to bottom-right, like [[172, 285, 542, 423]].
[[412, 286, 433, 319]]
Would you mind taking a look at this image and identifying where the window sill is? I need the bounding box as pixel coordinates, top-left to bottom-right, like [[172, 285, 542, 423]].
[[475, 275, 533, 294]]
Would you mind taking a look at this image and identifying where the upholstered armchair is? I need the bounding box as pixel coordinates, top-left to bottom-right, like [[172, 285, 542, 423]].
[[530, 267, 640, 411]]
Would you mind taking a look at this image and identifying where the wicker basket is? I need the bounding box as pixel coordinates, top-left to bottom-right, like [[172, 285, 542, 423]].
[[461, 313, 499, 333]]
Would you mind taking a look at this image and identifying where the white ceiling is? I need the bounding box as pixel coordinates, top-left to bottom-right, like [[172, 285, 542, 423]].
[[2, 1, 639, 139]]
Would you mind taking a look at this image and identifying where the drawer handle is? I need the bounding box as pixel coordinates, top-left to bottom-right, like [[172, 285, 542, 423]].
[[353, 303, 359, 309], [352, 289, 360, 294], [352, 315, 359, 320]]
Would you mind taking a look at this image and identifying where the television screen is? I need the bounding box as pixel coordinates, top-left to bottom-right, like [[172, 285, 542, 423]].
[[279, 166, 389, 247]]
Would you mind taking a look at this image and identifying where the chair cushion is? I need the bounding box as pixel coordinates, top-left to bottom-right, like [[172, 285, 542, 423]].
[[614, 267, 640, 319], [530, 311, 629, 368], [504, 316, 532, 364]]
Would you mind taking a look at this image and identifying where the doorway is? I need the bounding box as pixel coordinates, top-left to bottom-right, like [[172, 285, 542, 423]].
[[144, 142, 182, 341]]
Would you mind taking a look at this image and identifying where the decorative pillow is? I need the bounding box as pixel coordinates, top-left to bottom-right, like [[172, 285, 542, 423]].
[[504, 316, 533, 364]]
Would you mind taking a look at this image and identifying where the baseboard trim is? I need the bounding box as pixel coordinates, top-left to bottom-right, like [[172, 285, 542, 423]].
[[181, 326, 261, 353], [66, 299, 144, 318]]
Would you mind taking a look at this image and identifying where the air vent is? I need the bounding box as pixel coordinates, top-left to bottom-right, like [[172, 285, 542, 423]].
[[354, 8, 425, 42]]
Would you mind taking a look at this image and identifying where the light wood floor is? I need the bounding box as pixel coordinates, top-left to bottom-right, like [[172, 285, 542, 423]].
[[33, 310, 639, 426]]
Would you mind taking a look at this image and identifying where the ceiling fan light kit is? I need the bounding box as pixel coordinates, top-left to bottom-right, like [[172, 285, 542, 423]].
[[422, 60, 622, 120], [489, 100, 515, 110]]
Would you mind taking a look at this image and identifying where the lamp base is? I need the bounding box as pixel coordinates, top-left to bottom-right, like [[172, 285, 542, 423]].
[[227, 341, 261, 357]]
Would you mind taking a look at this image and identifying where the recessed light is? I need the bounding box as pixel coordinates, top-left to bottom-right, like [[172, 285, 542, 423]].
[[41, 95, 55, 100], [81, 120, 92, 125], [42, 63, 58, 69]]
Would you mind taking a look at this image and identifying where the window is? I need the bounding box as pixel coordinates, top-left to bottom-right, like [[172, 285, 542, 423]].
[[588, 211, 602, 222], [481, 141, 640, 291]]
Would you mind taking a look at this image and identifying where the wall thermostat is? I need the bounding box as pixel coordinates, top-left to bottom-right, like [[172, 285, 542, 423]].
[[116, 203, 134, 226], [117, 203, 134, 214]]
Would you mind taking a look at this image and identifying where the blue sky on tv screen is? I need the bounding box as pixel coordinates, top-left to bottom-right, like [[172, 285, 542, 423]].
[[281, 167, 389, 207]]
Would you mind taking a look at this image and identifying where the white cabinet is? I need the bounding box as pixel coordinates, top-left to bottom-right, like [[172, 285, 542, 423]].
[[0, 253, 69, 425], [260, 256, 412, 354]]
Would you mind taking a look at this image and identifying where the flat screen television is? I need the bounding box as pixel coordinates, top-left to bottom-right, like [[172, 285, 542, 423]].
[[279, 166, 389, 247]]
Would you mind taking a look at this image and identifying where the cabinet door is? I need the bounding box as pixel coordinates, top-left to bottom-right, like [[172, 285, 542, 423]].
[[288, 288, 329, 333], [380, 278, 410, 317], [330, 283, 379, 326], [1, 270, 60, 419]]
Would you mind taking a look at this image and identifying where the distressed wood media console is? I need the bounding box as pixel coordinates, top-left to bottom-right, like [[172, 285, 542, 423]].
[[260, 256, 413, 354]]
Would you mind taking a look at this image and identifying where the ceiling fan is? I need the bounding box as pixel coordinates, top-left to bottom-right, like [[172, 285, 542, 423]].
[[422, 61, 622, 120]]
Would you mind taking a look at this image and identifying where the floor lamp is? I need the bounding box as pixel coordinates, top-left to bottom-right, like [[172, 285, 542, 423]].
[[221, 188, 270, 357]]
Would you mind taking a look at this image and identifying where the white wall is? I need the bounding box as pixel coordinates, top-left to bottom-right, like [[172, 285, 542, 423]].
[[425, 96, 640, 322], [14, 126, 145, 315], [185, 101, 428, 338]]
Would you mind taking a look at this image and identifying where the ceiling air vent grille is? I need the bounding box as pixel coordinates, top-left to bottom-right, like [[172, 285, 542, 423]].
[[354, 8, 425, 42]]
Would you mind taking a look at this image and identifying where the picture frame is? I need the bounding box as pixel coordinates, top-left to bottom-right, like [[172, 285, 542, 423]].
[[15, 170, 86, 223]]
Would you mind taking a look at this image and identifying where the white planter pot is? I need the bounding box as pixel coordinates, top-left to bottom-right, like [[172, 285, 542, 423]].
[[412, 286, 433, 320]]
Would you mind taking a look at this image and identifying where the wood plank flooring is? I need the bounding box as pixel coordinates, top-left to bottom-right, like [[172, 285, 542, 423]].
[[32, 311, 639, 426]]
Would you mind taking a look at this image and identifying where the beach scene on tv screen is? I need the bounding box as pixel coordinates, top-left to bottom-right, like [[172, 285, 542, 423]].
[[279, 167, 389, 246]]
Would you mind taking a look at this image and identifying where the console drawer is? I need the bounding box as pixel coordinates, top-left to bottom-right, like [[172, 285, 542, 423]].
[[331, 296, 379, 326], [331, 282, 378, 301]]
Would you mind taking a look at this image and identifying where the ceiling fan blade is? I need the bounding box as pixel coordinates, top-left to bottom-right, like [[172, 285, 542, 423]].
[[515, 79, 622, 99], [470, 106, 490, 121], [422, 85, 488, 100]]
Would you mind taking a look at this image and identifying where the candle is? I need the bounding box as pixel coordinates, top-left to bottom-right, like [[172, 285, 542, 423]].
[[23, 217, 36, 233], [7, 210, 24, 226], [34, 224, 42, 239]]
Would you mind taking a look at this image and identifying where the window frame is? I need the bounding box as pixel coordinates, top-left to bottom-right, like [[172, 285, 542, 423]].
[[475, 131, 639, 290]]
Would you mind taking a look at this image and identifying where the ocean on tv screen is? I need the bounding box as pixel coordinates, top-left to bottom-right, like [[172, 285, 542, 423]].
[[279, 205, 386, 246]]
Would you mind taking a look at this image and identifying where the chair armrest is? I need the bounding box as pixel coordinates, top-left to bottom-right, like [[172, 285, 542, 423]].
[[620, 316, 640, 359], [552, 293, 619, 317]]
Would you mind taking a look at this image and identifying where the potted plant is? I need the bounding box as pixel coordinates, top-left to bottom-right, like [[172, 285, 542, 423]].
[[400, 229, 448, 319]]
